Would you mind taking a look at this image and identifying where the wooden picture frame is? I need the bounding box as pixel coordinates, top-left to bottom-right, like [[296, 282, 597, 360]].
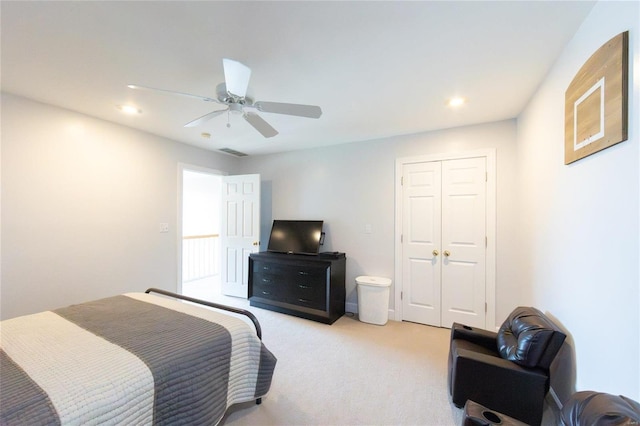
[[564, 31, 629, 165]]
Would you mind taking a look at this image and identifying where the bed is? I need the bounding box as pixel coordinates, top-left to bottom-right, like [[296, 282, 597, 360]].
[[0, 288, 277, 425]]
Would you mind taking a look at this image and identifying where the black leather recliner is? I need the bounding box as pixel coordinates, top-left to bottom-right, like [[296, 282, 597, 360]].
[[561, 391, 640, 425], [448, 306, 567, 426]]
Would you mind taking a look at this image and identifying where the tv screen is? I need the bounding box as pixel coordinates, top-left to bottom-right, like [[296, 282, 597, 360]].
[[267, 220, 324, 255]]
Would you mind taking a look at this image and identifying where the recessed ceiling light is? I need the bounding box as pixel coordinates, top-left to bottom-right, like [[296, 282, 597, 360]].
[[117, 104, 141, 115], [447, 97, 466, 107]]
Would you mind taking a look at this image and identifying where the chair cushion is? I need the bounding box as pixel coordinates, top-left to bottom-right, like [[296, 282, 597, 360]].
[[497, 306, 566, 369], [561, 391, 640, 426]]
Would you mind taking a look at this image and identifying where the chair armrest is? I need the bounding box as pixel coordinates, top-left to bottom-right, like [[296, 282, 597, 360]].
[[451, 322, 498, 352], [450, 343, 549, 425], [455, 345, 547, 378]]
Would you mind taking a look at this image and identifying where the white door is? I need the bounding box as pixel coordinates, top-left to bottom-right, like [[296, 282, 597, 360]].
[[440, 158, 486, 328], [220, 174, 260, 298], [400, 157, 486, 328], [401, 161, 442, 325]]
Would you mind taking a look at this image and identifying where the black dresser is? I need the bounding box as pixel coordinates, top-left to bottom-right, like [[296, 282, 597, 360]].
[[248, 252, 346, 324]]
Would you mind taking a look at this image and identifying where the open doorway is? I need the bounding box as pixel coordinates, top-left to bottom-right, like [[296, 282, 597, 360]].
[[179, 166, 222, 301]]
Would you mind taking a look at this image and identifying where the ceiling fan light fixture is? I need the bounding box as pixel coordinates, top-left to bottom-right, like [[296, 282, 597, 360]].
[[229, 103, 244, 115]]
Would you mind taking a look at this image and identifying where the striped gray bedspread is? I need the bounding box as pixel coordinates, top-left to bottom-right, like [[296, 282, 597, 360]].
[[0, 293, 276, 425]]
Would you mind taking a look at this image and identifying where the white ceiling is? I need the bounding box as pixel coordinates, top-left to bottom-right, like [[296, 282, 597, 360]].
[[1, 1, 595, 156]]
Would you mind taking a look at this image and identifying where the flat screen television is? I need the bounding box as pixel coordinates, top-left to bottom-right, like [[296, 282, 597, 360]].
[[267, 220, 324, 255]]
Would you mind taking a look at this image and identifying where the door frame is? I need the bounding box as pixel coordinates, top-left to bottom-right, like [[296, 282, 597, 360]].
[[394, 149, 496, 329], [177, 163, 226, 294]]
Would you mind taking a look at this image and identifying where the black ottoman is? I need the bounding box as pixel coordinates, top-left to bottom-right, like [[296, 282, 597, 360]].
[[463, 400, 528, 426]]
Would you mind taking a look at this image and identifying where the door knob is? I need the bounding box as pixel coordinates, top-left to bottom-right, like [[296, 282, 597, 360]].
[[444, 250, 451, 257], [432, 250, 439, 256], [253, 241, 259, 246]]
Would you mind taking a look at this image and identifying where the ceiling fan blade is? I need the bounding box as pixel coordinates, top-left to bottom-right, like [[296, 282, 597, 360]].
[[243, 112, 278, 138], [184, 109, 228, 128], [128, 84, 218, 103], [223, 58, 251, 98], [254, 101, 322, 119]]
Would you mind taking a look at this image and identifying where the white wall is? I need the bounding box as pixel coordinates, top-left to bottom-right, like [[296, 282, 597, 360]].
[[0, 94, 238, 320], [517, 1, 639, 399], [238, 119, 520, 323]]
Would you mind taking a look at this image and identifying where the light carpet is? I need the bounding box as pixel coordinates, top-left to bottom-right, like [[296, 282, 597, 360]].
[[223, 308, 462, 425], [202, 295, 463, 425], [183, 280, 558, 425]]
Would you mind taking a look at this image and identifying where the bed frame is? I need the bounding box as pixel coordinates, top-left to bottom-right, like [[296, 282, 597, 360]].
[[144, 287, 264, 404]]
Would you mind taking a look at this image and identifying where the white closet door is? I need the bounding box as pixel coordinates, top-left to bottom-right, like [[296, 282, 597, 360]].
[[400, 157, 486, 328], [440, 157, 486, 328], [401, 161, 441, 326]]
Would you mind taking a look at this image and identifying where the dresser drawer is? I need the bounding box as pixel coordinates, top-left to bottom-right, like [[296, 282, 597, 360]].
[[252, 270, 283, 301], [292, 266, 327, 281], [288, 283, 326, 310], [253, 261, 288, 278], [287, 268, 327, 309]]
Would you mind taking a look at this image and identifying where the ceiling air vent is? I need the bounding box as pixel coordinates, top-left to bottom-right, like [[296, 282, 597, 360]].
[[218, 147, 248, 157]]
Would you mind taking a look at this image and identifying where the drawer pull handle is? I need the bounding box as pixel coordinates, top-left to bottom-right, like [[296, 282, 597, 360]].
[[298, 284, 311, 289], [262, 266, 270, 270], [262, 279, 272, 284], [298, 298, 311, 303], [262, 291, 271, 295], [298, 271, 309, 275]]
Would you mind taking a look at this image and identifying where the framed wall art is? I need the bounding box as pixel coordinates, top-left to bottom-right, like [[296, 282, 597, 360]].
[[564, 31, 629, 165]]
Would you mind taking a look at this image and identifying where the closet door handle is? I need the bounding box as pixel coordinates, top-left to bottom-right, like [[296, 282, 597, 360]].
[[444, 250, 451, 257], [432, 250, 439, 256]]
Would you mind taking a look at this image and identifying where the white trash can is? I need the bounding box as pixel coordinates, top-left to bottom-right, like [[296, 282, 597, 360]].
[[356, 276, 392, 325]]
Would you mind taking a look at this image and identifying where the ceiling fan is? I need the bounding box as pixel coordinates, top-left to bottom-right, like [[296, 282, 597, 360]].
[[128, 58, 322, 138]]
